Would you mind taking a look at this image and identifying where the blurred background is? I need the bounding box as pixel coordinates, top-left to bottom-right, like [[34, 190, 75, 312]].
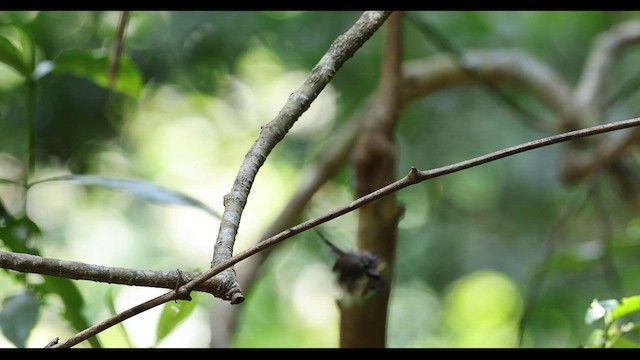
[[1, 11, 640, 348]]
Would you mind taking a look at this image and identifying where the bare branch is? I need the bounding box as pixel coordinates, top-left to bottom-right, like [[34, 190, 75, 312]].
[[51, 288, 181, 348], [182, 117, 640, 300], [210, 10, 393, 303], [574, 20, 640, 125], [402, 49, 578, 132], [561, 20, 640, 183], [40, 115, 640, 348], [209, 109, 368, 346], [209, 46, 639, 344], [0, 250, 226, 298], [108, 11, 129, 89]]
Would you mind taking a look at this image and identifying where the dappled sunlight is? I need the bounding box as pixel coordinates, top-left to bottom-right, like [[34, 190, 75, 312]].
[[290, 263, 340, 327], [443, 270, 522, 348], [235, 44, 337, 140], [4, 11, 638, 349], [388, 281, 444, 347]]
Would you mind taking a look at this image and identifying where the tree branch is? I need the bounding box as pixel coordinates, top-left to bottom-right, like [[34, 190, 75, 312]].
[[51, 288, 181, 348], [401, 49, 578, 132], [44, 115, 640, 348], [561, 20, 640, 183], [108, 11, 129, 89], [210, 10, 393, 303], [209, 109, 368, 347], [183, 116, 640, 308], [0, 250, 227, 298], [209, 47, 636, 344], [574, 20, 640, 126]]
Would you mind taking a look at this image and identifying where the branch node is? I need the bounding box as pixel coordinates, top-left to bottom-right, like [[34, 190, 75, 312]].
[[407, 166, 420, 181], [174, 269, 192, 301]]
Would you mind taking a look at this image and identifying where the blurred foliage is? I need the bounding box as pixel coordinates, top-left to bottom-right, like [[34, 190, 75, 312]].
[[584, 297, 640, 347], [0, 10, 640, 348]]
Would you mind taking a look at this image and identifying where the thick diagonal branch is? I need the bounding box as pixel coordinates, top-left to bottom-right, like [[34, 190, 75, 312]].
[[210, 11, 392, 303]]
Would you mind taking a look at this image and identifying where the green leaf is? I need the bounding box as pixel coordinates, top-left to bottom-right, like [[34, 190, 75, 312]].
[[0, 30, 29, 77], [156, 292, 198, 345], [0, 216, 42, 255], [0, 291, 40, 348], [33, 276, 101, 348], [52, 49, 143, 98], [583, 328, 606, 348], [33, 174, 222, 220], [105, 288, 132, 347], [612, 296, 640, 321], [14, 26, 35, 75], [611, 336, 640, 349]]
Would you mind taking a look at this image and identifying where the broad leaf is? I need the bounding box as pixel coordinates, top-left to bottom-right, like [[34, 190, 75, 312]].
[[105, 288, 133, 347], [0, 291, 39, 348], [52, 49, 143, 98], [34, 174, 222, 219], [0, 31, 28, 77], [0, 216, 42, 255], [33, 276, 101, 348], [611, 336, 640, 348], [612, 296, 640, 321], [156, 292, 198, 345]]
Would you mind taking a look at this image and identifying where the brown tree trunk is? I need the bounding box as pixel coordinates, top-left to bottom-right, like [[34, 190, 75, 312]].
[[340, 11, 404, 348]]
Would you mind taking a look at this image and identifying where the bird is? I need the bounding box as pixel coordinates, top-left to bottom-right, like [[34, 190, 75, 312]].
[[315, 229, 388, 297]]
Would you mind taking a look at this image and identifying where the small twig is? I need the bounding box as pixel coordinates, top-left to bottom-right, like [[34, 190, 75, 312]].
[[51, 290, 176, 348], [108, 11, 129, 89]]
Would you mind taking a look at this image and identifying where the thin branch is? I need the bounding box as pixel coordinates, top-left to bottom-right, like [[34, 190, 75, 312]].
[[51, 288, 183, 348], [209, 47, 581, 343], [210, 10, 392, 302], [182, 117, 640, 298], [108, 11, 129, 89], [44, 116, 640, 348], [0, 250, 226, 298]]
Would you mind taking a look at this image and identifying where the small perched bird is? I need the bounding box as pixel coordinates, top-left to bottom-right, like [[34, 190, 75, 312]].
[[315, 229, 388, 297]]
